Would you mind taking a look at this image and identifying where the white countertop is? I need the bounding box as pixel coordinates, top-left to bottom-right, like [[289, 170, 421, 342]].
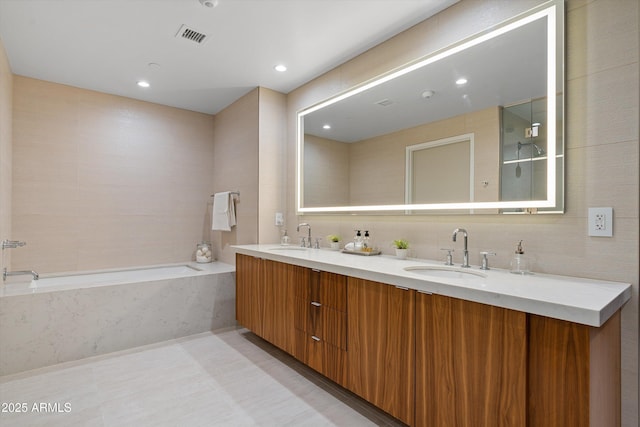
[[233, 244, 631, 327]]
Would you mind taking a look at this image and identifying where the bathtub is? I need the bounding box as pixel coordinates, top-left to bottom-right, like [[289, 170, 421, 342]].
[[26, 264, 205, 292], [0, 262, 236, 376]]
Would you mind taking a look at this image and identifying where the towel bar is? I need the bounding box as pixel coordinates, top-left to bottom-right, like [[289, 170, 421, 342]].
[[210, 191, 240, 197]]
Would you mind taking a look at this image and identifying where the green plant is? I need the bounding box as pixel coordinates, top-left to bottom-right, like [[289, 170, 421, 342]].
[[327, 234, 341, 243], [392, 239, 409, 250]]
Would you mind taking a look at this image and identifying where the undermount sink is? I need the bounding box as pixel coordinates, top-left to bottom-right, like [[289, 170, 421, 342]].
[[404, 265, 487, 280], [269, 246, 308, 251]]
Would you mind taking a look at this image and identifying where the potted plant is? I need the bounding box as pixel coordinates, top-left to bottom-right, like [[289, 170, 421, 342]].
[[392, 239, 409, 259], [327, 234, 341, 250]]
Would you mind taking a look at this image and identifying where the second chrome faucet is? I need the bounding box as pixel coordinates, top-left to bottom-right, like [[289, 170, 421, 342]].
[[451, 228, 470, 268], [297, 223, 313, 248]]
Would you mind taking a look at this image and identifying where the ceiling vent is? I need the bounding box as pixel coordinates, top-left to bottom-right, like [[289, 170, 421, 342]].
[[375, 98, 393, 107], [175, 24, 209, 45]]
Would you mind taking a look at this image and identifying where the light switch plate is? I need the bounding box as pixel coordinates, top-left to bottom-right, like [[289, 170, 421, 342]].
[[588, 207, 613, 237], [275, 212, 284, 226]]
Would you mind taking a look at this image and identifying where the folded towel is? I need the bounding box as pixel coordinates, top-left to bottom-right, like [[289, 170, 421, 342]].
[[212, 192, 236, 231]]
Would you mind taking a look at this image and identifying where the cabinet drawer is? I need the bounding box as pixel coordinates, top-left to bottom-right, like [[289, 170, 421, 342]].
[[318, 271, 347, 311], [298, 270, 346, 312], [295, 330, 348, 387], [294, 298, 347, 350]]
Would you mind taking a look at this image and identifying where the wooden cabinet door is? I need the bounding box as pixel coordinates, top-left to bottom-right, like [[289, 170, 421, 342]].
[[527, 312, 621, 427], [347, 277, 415, 426], [235, 254, 264, 336], [261, 260, 300, 354], [416, 292, 527, 427]]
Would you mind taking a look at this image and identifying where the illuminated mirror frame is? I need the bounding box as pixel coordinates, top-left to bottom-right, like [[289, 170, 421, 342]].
[[296, 1, 563, 214]]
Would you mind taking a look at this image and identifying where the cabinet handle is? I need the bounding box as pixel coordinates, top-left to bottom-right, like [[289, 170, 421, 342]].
[[395, 286, 410, 291], [418, 290, 433, 295], [310, 301, 322, 307], [311, 335, 321, 342], [312, 268, 321, 272]]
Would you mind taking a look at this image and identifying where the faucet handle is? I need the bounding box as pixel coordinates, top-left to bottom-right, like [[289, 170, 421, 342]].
[[480, 251, 496, 270], [440, 248, 455, 266], [314, 238, 320, 249], [300, 237, 307, 247]]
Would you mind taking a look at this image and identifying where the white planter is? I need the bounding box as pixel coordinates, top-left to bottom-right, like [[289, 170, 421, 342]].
[[330, 241, 341, 250], [395, 248, 408, 259]]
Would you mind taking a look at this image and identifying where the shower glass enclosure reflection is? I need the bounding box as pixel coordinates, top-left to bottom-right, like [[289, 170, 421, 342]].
[[500, 97, 564, 213]]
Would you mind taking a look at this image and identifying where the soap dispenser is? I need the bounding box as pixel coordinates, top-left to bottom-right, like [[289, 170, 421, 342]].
[[280, 229, 290, 246], [354, 230, 363, 251], [363, 230, 372, 252], [510, 240, 530, 274]]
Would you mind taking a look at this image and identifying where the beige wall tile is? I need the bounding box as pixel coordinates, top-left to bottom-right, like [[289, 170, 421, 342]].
[[258, 88, 287, 245], [0, 39, 13, 272], [11, 77, 215, 273], [567, 63, 639, 149], [209, 89, 259, 264]]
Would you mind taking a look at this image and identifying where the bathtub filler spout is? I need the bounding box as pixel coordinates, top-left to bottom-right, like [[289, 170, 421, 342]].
[[2, 240, 26, 250], [3, 268, 39, 281]]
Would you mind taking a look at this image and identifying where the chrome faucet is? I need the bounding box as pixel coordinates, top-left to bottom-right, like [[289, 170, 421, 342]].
[[2, 240, 26, 250], [3, 268, 39, 281], [297, 223, 312, 248], [451, 228, 470, 268]]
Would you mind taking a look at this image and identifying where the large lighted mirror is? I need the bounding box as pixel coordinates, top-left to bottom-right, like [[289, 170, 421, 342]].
[[296, 1, 564, 214]]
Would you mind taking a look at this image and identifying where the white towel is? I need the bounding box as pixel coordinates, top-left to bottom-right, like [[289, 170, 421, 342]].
[[212, 192, 236, 231]]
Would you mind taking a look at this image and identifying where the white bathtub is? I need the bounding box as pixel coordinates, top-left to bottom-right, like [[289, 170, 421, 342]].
[[0, 262, 236, 376]]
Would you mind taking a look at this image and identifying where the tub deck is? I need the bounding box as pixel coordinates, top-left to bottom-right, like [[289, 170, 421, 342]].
[[0, 262, 236, 376]]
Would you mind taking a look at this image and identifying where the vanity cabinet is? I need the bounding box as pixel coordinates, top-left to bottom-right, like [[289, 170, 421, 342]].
[[294, 269, 348, 386], [236, 252, 624, 427], [347, 277, 415, 426], [415, 292, 527, 426]]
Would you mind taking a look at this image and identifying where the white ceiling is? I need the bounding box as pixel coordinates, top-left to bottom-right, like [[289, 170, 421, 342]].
[[0, 0, 457, 115]]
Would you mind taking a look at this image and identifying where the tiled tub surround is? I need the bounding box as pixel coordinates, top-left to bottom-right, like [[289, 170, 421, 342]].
[[234, 245, 631, 327], [0, 262, 236, 376]]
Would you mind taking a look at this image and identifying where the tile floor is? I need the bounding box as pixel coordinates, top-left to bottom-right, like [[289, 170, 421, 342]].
[[0, 328, 404, 426]]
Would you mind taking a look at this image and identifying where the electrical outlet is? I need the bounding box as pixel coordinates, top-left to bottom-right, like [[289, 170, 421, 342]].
[[588, 207, 613, 237], [275, 212, 284, 226]]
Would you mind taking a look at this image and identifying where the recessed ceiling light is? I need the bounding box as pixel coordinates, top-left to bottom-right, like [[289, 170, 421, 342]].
[[137, 81, 150, 88], [456, 78, 468, 85], [323, 124, 331, 130], [274, 64, 287, 72], [199, 0, 218, 8]]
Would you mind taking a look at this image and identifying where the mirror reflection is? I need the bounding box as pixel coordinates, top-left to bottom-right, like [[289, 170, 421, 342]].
[[297, 2, 563, 214]]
